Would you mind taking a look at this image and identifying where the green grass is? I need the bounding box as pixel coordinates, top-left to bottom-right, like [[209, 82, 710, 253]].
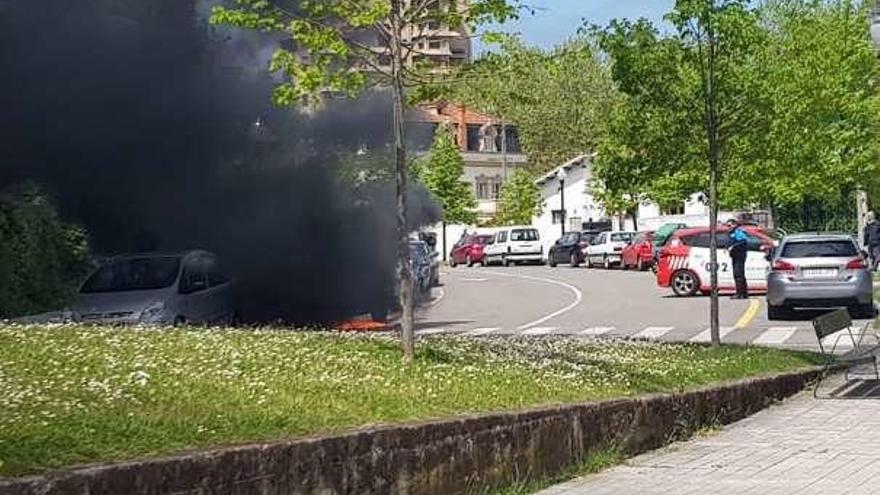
[[0, 325, 823, 477]]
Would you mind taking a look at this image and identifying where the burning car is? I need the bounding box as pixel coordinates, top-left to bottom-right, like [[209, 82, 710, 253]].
[[72, 250, 235, 325]]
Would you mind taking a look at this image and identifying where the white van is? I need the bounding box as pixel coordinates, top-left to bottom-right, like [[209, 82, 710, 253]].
[[483, 226, 543, 266]]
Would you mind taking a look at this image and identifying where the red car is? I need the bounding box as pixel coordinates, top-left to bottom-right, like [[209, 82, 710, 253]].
[[449, 234, 494, 267], [655, 225, 773, 296], [621, 231, 655, 271]]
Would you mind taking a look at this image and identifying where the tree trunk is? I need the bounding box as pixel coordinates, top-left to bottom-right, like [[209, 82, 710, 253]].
[[390, 1, 414, 361], [631, 203, 639, 231], [704, 3, 721, 347], [442, 221, 447, 262], [501, 118, 508, 182]]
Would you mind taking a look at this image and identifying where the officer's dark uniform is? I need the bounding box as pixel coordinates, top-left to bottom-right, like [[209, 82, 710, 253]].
[[728, 224, 749, 299], [863, 219, 880, 270]]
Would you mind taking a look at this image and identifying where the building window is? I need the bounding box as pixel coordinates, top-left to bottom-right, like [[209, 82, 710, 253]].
[[662, 203, 686, 216], [476, 176, 489, 200], [491, 181, 501, 200], [428, 41, 441, 49], [552, 210, 565, 225]]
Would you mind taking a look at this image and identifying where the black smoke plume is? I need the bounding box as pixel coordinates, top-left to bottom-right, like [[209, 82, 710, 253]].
[[0, 0, 440, 322]]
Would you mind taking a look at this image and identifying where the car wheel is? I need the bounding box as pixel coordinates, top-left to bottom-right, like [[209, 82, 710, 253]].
[[603, 255, 611, 270], [548, 254, 557, 267], [570, 252, 579, 268], [466, 255, 474, 267], [849, 304, 876, 320], [585, 254, 593, 269], [767, 305, 792, 320], [174, 316, 187, 326], [504, 256, 513, 267], [671, 270, 699, 297], [449, 257, 457, 268]]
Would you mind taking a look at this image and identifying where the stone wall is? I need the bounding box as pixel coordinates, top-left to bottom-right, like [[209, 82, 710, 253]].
[[0, 369, 819, 495]]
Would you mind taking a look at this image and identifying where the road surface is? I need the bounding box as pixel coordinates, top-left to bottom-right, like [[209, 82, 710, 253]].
[[419, 264, 873, 350]]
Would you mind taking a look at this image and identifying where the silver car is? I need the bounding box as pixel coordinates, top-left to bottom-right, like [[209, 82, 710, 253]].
[[72, 250, 235, 325], [766, 233, 874, 320]]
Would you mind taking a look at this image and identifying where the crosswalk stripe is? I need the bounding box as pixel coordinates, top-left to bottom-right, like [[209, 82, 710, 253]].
[[633, 326, 675, 340], [521, 327, 556, 335], [753, 326, 798, 345], [467, 327, 500, 336], [581, 326, 615, 336], [417, 328, 447, 335], [689, 327, 735, 343]]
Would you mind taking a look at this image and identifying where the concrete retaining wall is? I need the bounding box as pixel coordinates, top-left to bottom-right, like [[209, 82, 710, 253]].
[[0, 369, 819, 495]]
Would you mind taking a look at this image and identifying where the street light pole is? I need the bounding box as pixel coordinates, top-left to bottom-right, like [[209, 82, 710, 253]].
[[557, 168, 567, 236]]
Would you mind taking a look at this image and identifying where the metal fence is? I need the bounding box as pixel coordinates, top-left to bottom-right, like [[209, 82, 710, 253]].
[[773, 194, 857, 235]]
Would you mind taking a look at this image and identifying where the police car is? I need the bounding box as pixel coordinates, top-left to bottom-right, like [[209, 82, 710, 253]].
[[656, 226, 774, 297]]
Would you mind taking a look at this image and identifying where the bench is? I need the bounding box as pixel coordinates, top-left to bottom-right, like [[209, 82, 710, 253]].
[[812, 308, 880, 397]]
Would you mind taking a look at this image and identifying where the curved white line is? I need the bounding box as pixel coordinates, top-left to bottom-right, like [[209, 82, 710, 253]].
[[426, 286, 446, 306], [474, 270, 583, 330]]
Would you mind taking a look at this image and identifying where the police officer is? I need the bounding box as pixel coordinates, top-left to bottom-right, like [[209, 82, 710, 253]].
[[864, 211, 880, 271], [727, 218, 749, 299]]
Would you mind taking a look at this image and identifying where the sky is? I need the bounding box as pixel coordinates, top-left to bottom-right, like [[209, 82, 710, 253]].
[[478, 0, 674, 51]]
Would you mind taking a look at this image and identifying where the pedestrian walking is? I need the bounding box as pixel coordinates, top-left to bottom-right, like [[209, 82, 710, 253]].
[[863, 211, 880, 270], [727, 218, 749, 299]]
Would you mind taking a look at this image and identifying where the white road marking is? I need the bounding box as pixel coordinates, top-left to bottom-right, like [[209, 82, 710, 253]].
[[521, 326, 556, 335], [633, 326, 675, 340], [425, 287, 446, 306], [466, 271, 582, 331], [461, 278, 488, 282], [467, 327, 501, 336], [581, 326, 615, 336], [689, 327, 736, 343], [417, 328, 447, 335], [753, 326, 798, 346]]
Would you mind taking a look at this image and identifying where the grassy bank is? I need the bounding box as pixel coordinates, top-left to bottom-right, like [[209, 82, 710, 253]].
[[0, 325, 822, 476]]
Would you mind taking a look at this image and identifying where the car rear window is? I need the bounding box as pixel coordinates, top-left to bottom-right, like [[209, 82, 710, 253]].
[[511, 229, 539, 241], [611, 232, 634, 242], [781, 240, 858, 258], [474, 235, 493, 245]]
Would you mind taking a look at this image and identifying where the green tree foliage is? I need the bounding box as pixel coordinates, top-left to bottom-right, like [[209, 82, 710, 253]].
[[495, 168, 541, 225], [595, 0, 880, 211], [419, 125, 477, 225], [596, 0, 880, 344], [727, 0, 880, 207], [0, 185, 91, 318], [446, 35, 617, 173]]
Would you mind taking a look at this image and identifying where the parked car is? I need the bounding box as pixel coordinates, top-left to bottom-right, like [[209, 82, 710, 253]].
[[655, 225, 773, 297], [766, 233, 875, 320], [580, 230, 605, 246], [621, 231, 655, 271], [449, 234, 493, 267], [72, 250, 235, 325], [584, 231, 636, 269], [483, 226, 543, 266], [651, 223, 689, 266], [547, 231, 593, 267], [409, 240, 439, 293]]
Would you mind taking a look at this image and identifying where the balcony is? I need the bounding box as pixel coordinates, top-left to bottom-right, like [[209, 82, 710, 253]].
[[461, 151, 528, 165]]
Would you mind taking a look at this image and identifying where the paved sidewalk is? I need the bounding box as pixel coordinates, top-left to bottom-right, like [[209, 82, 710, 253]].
[[538, 378, 880, 495]]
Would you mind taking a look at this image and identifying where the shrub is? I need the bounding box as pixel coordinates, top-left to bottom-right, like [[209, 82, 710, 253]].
[[0, 184, 91, 318]]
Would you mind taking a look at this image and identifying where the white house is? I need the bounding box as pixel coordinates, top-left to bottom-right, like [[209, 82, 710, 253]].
[[531, 154, 754, 254], [533, 154, 609, 254]]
